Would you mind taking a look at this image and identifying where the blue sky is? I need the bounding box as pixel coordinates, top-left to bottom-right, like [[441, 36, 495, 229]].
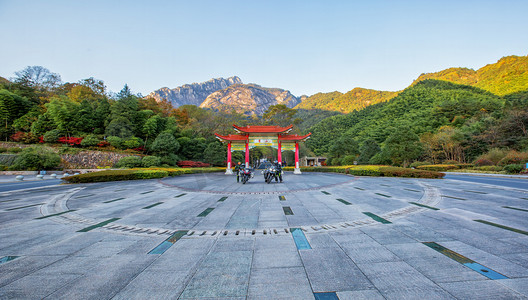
[[1, 0, 527, 96]]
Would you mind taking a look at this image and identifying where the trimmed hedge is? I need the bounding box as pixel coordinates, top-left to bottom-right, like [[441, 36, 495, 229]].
[[503, 164, 525, 174], [377, 167, 444, 178], [283, 165, 444, 178], [62, 167, 224, 183], [62, 169, 168, 183], [472, 166, 504, 172], [416, 164, 459, 171]]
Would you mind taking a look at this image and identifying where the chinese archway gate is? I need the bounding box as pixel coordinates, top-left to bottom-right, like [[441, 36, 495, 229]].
[[215, 125, 311, 175]]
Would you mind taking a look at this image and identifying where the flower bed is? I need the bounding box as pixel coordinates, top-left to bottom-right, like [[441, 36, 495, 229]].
[[177, 160, 211, 168]]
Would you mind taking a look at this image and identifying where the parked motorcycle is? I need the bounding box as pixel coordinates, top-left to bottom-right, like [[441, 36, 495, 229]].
[[241, 167, 253, 184], [264, 165, 282, 184]]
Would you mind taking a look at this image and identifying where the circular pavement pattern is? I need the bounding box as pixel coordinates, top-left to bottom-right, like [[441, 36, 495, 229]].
[[40, 172, 441, 238]]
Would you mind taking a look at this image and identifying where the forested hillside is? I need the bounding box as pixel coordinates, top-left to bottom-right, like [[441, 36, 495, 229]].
[[413, 55, 528, 96], [297, 54, 528, 115], [307, 80, 528, 166], [295, 88, 397, 113]]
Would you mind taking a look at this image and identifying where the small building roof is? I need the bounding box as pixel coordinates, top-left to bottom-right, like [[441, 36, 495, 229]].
[[233, 124, 293, 134], [278, 133, 311, 142], [214, 133, 248, 142]]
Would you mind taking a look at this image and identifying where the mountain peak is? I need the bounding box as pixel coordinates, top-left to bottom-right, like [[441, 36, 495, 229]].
[[200, 84, 301, 115], [147, 76, 243, 107]]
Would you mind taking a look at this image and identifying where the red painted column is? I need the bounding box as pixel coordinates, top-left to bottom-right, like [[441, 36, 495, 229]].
[[277, 141, 282, 165], [245, 140, 249, 168], [295, 142, 299, 168], [227, 142, 232, 169]]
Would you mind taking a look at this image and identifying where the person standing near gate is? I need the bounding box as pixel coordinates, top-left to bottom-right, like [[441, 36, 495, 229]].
[[235, 161, 242, 183]]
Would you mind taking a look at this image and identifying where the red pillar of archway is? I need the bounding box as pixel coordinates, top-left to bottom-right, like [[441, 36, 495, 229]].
[[277, 141, 282, 165], [225, 142, 233, 174], [294, 142, 301, 174], [245, 140, 249, 168]]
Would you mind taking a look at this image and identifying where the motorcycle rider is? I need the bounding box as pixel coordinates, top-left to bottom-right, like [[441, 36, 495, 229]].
[[274, 160, 283, 182], [234, 161, 242, 183]]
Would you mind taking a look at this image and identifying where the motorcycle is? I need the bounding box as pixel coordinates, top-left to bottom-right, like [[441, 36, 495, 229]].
[[264, 165, 282, 184], [241, 167, 253, 184]]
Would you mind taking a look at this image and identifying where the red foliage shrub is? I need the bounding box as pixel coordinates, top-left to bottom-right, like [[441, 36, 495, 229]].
[[498, 151, 528, 166], [132, 146, 146, 152], [474, 158, 494, 166], [39, 136, 44, 143], [97, 141, 110, 147], [10, 131, 26, 142], [177, 160, 211, 168], [57, 136, 84, 146], [10, 131, 39, 144]]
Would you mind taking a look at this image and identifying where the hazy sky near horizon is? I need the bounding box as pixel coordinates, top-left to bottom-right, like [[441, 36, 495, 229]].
[[1, 0, 527, 96]]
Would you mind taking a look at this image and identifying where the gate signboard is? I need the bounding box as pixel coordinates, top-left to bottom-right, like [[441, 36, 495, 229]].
[[281, 144, 296, 152], [249, 137, 278, 147], [230, 144, 246, 152]]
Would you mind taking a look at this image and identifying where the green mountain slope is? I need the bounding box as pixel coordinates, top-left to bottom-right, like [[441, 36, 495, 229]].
[[295, 88, 397, 113], [306, 80, 504, 155], [413, 55, 528, 96]]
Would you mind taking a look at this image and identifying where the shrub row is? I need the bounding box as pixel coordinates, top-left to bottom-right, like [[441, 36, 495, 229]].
[[177, 160, 211, 168], [62, 167, 224, 183], [282, 165, 444, 179], [417, 163, 527, 174], [416, 164, 460, 171], [62, 169, 169, 183]]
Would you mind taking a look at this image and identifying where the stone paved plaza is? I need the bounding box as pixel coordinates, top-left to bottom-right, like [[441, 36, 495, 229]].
[[1, 172, 528, 299]]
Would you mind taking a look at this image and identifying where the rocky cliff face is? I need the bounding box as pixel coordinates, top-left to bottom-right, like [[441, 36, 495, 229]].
[[147, 76, 242, 107], [199, 84, 302, 115]]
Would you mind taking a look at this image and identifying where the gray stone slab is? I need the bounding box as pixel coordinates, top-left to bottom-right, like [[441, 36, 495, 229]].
[[148, 239, 214, 271], [0, 255, 66, 287], [336, 241, 402, 264], [300, 247, 373, 292], [405, 257, 485, 283], [179, 250, 252, 298], [254, 235, 297, 250], [0, 273, 81, 299], [305, 232, 339, 249], [439, 280, 526, 299], [440, 240, 528, 278], [329, 230, 376, 244], [385, 242, 442, 260], [501, 252, 528, 269], [252, 247, 302, 269], [360, 226, 417, 245], [390, 222, 454, 242], [112, 270, 189, 299], [45, 254, 156, 299], [117, 236, 165, 255], [380, 286, 455, 300], [73, 239, 138, 258], [337, 289, 385, 300], [31, 255, 102, 276], [356, 261, 444, 292], [498, 278, 528, 297], [248, 267, 314, 299], [211, 237, 254, 252]]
